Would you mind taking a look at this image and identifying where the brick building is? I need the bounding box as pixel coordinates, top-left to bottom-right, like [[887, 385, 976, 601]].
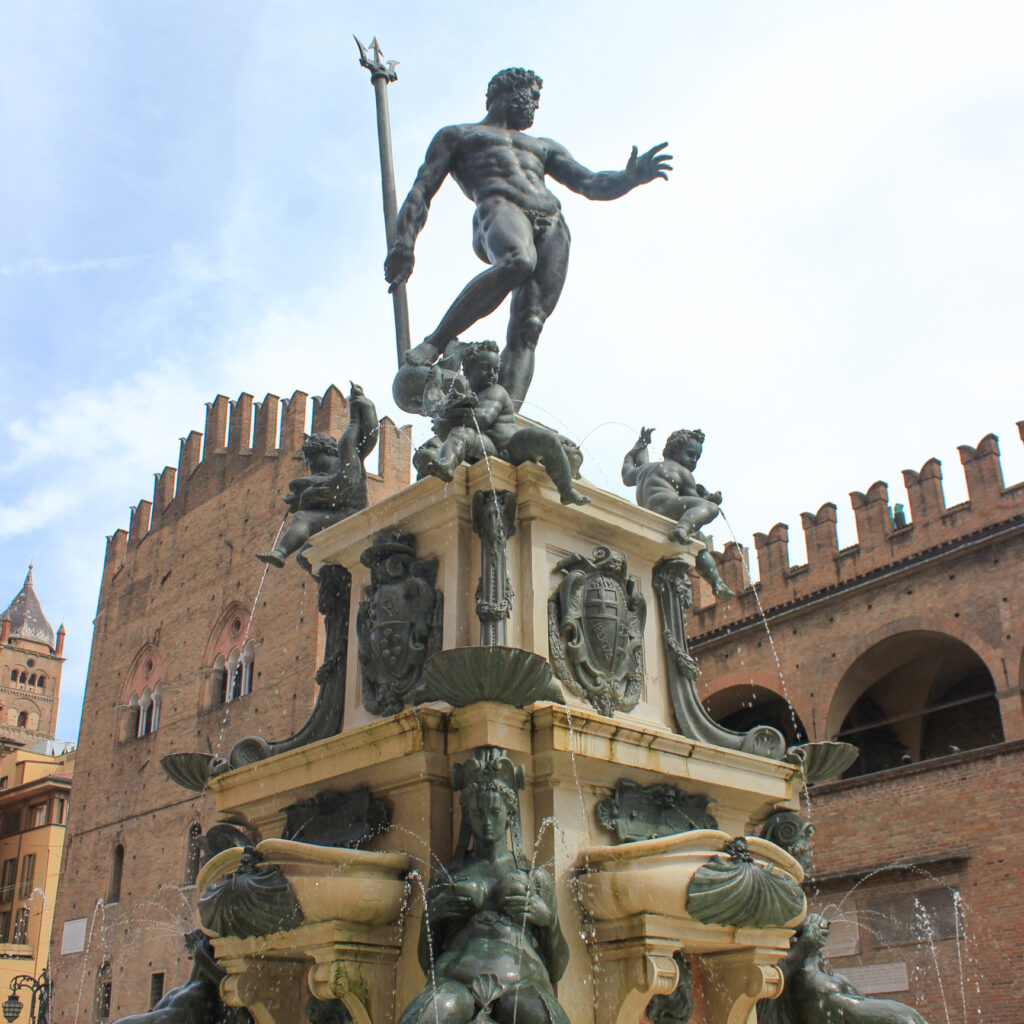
[[48, 386, 410, 1024], [1, 568, 65, 746], [689, 421, 1024, 1021]]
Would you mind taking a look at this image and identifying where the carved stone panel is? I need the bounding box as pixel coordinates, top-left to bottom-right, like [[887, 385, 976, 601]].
[[597, 779, 718, 842], [548, 547, 646, 716], [356, 531, 443, 716]]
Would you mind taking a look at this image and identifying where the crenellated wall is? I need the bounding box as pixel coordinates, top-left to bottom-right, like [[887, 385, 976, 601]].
[[52, 384, 411, 1024], [691, 421, 1024, 631], [103, 386, 412, 580]]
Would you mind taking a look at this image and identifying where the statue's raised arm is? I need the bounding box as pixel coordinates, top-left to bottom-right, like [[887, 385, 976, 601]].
[[386, 67, 673, 411], [546, 141, 672, 200]]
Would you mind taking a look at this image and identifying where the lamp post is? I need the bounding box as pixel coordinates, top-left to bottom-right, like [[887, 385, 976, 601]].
[[3, 970, 50, 1024]]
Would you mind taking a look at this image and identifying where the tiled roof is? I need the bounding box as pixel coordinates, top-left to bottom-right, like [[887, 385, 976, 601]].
[[2, 566, 55, 650]]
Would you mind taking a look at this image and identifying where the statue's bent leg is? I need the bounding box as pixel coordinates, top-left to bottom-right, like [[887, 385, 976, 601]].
[[695, 547, 735, 601], [257, 513, 315, 565], [505, 428, 589, 506], [500, 216, 570, 408], [424, 204, 537, 352], [398, 980, 475, 1024]]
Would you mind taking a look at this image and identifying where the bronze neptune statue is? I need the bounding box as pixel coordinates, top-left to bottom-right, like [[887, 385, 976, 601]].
[[398, 746, 570, 1024], [387, 67, 671, 411]]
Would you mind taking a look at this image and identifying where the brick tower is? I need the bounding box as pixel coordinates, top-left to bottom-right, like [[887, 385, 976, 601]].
[[0, 566, 64, 745], [48, 387, 411, 1024]]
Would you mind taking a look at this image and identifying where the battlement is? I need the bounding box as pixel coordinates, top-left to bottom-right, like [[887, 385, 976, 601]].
[[104, 385, 412, 570], [691, 420, 1024, 632]]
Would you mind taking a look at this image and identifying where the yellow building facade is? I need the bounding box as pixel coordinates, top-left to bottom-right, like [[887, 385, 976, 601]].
[[0, 744, 73, 1019]]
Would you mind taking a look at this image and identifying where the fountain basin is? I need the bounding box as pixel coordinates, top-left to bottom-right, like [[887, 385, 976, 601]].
[[418, 645, 564, 707], [196, 839, 410, 928], [576, 829, 805, 927]]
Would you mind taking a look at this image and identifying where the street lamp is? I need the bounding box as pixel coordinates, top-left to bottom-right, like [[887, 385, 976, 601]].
[[3, 971, 50, 1024]]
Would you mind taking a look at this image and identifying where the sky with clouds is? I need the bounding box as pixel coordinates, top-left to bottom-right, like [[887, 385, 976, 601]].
[[2, 1, 1023, 741]]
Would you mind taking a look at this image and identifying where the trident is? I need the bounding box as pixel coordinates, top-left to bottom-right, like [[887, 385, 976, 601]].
[[355, 36, 411, 367]]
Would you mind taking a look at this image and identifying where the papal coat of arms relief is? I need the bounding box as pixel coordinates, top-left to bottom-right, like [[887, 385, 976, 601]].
[[547, 546, 646, 716]]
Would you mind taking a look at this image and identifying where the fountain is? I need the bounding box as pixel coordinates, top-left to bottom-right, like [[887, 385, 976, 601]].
[[136, 52, 935, 1024]]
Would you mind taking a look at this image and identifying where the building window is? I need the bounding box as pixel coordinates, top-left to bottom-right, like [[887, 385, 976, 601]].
[[30, 804, 47, 828], [106, 844, 124, 904], [95, 963, 112, 1022], [53, 797, 68, 824], [0, 909, 10, 942], [36, 674, 45, 692], [183, 823, 203, 886], [11, 907, 28, 943], [8, 670, 15, 683], [0, 777, 7, 790], [149, 973, 165, 1009], [0, 859, 15, 903], [16, 711, 27, 728], [16, 854, 35, 900]]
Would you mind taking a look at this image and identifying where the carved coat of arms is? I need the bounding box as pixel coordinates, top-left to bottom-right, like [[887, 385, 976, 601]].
[[548, 546, 646, 715], [357, 532, 443, 716]]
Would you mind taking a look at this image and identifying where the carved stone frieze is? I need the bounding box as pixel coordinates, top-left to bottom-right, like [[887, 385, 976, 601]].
[[356, 531, 443, 716], [280, 786, 389, 849], [472, 489, 516, 646], [548, 546, 646, 715]]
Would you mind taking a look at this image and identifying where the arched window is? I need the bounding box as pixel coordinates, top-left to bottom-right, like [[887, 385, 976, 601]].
[[183, 822, 203, 886], [95, 962, 112, 1022], [18, 673, 26, 686], [106, 843, 124, 904], [241, 642, 256, 697], [16, 711, 27, 729], [152, 682, 163, 732], [213, 655, 228, 705], [27, 674, 35, 688], [123, 694, 141, 743], [831, 630, 1002, 777], [138, 687, 154, 737], [8, 670, 16, 683], [35, 674, 45, 692]]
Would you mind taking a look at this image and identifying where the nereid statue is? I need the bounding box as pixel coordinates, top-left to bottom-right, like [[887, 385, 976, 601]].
[[257, 384, 379, 571], [387, 67, 671, 411], [416, 340, 589, 506], [398, 746, 570, 1024], [757, 915, 929, 1024], [623, 427, 735, 601]]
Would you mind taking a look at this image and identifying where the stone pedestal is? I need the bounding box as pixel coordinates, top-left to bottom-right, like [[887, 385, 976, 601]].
[[202, 460, 804, 1024]]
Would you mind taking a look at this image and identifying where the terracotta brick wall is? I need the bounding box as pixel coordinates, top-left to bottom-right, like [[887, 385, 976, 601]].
[[688, 420, 1024, 1021], [50, 387, 410, 1023]]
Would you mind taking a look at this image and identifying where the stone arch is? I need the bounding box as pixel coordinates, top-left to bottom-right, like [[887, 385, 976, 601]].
[[201, 604, 258, 708], [828, 627, 1002, 777], [121, 643, 165, 705], [703, 679, 809, 747]]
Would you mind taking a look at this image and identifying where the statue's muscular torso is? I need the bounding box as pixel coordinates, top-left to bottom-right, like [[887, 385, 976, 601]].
[[442, 123, 563, 216]]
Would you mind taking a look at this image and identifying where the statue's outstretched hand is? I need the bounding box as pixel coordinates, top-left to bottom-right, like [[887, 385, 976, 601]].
[[638, 426, 655, 448], [625, 143, 673, 184], [384, 243, 415, 292]]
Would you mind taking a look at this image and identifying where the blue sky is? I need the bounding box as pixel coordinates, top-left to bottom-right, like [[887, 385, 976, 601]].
[[3, 1, 1023, 741]]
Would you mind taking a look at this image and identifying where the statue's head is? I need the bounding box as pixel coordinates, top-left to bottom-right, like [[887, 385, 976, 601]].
[[452, 747, 529, 869], [663, 428, 705, 470], [486, 68, 543, 130], [461, 340, 501, 391], [302, 432, 338, 466]]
